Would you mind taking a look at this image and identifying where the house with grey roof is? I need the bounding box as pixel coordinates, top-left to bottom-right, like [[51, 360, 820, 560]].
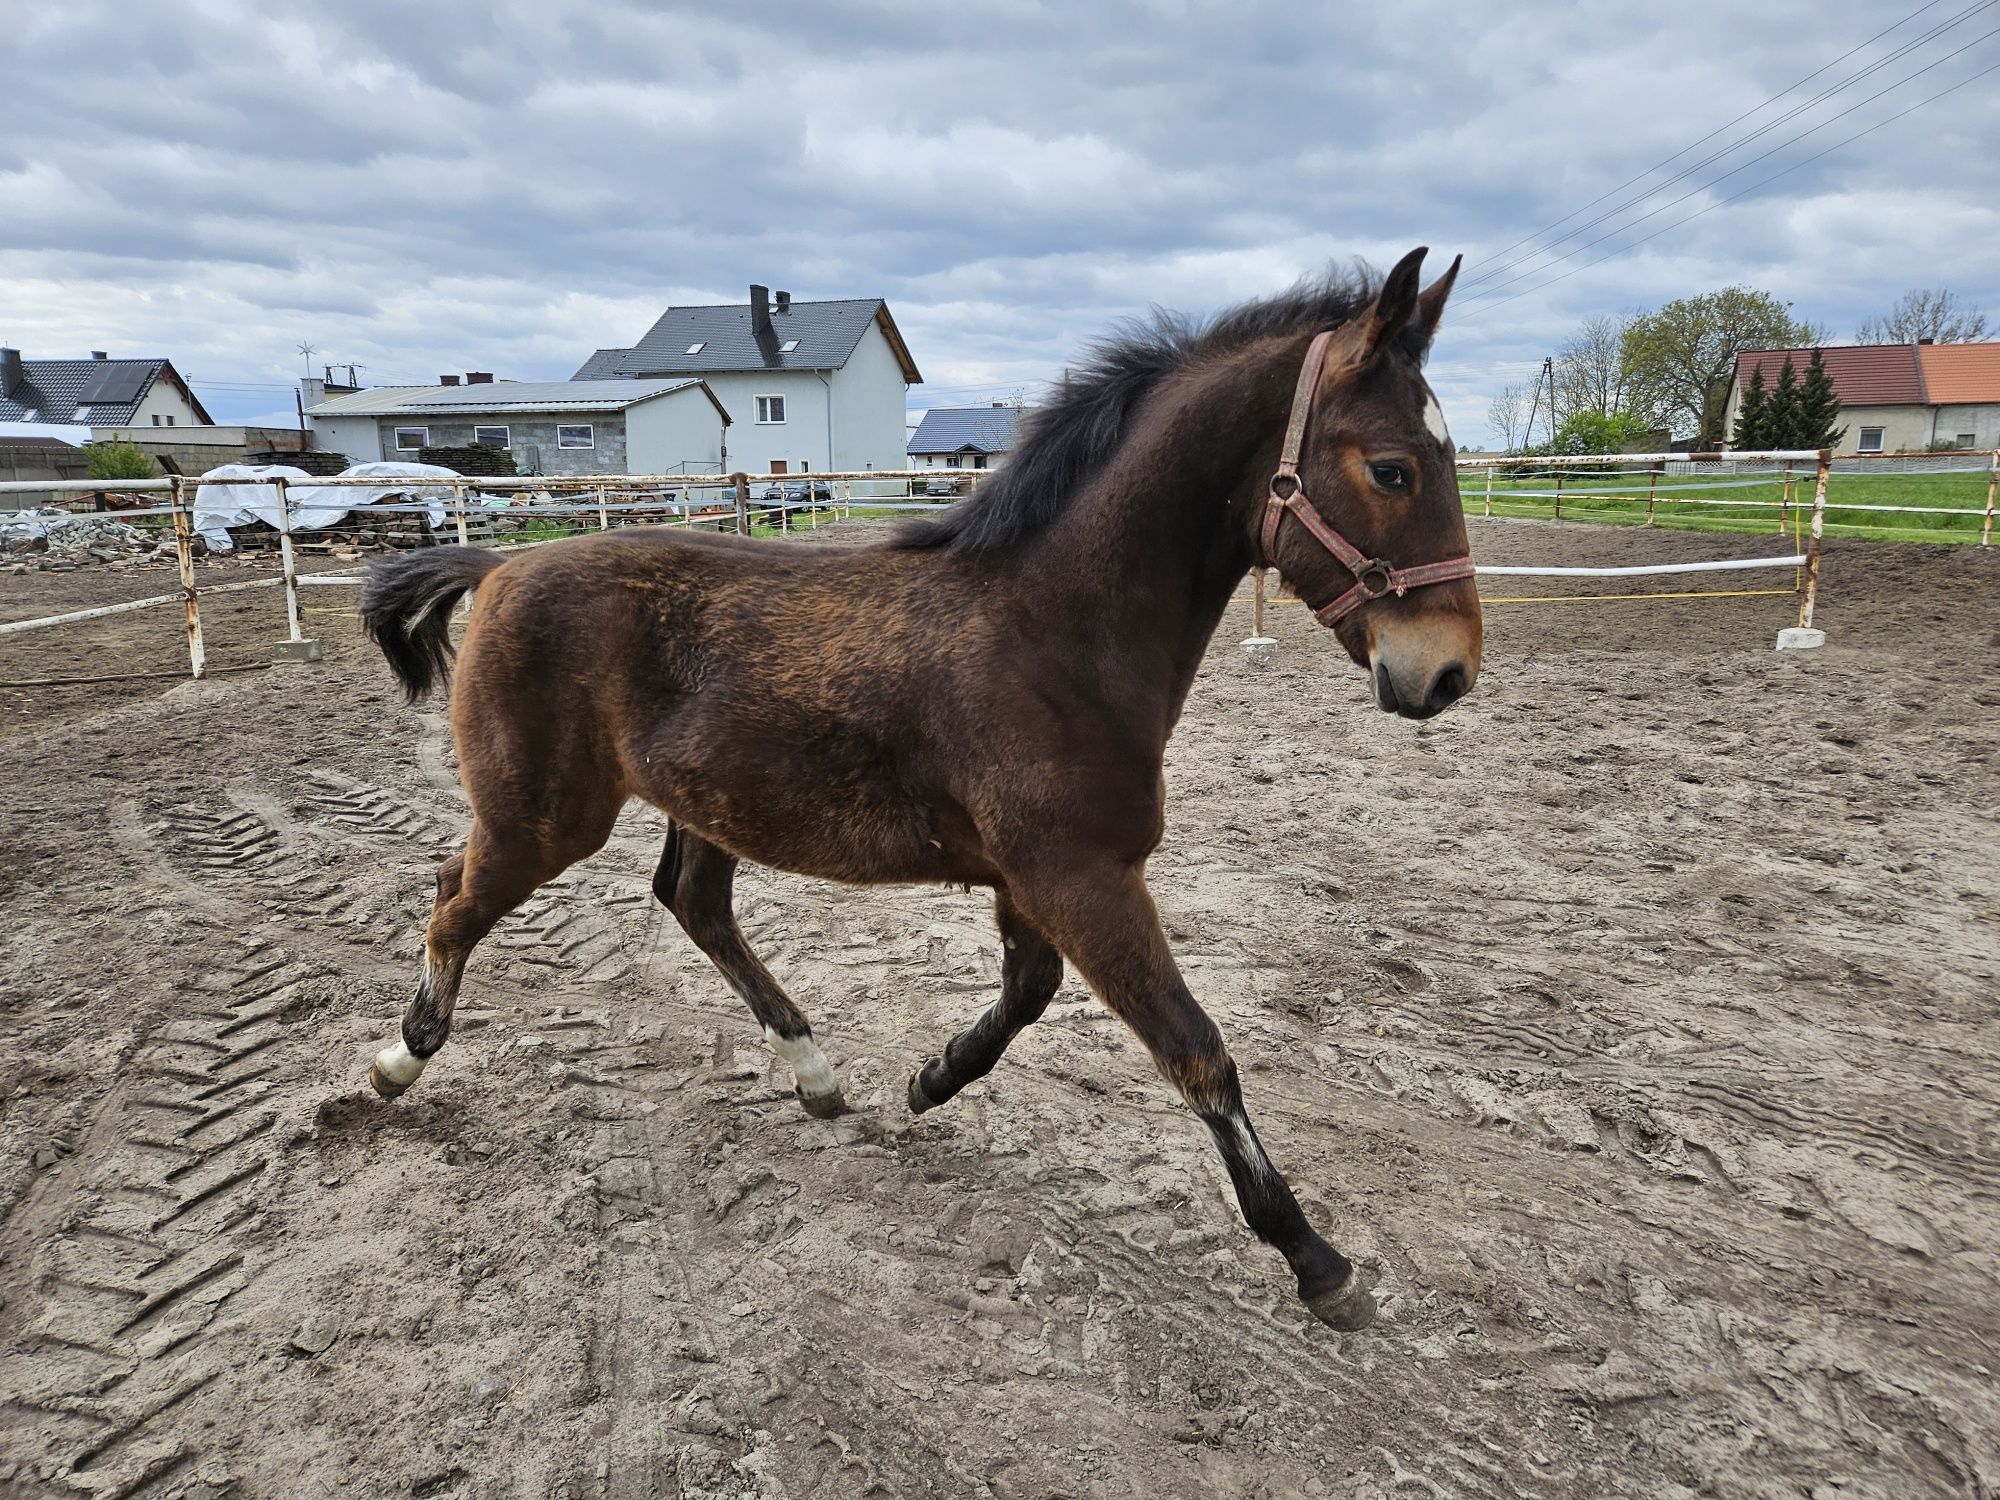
[[305, 375, 732, 478], [576, 285, 920, 476], [0, 348, 213, 429], [907, 403, 1027, 473]]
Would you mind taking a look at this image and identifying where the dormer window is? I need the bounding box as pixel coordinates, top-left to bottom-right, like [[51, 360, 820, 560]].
[[685, 342, 706, 355]]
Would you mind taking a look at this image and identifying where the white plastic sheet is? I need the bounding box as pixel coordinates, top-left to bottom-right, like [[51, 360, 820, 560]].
[[192, 465, 313, 552], [193, 461, 458, 551]]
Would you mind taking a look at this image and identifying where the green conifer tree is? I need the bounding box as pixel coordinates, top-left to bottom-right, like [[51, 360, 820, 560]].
[[1764, 355, 1803, 449], [1796, 349, 1847, 451], [1731, 364, 1768, 450]]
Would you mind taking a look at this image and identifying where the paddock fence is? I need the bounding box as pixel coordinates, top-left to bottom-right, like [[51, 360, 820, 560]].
[[2, 447, 1992, 681]]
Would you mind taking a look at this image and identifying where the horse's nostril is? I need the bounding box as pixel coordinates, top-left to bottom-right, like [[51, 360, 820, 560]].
[[1373, 662, 1401, 714], [1425, 664, 1470, 714]]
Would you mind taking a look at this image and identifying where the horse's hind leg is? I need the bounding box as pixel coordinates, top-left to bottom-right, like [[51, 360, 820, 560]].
[[908, 891, 1060, 1113], [653, 824, 846, 1118], [370, 812, 604, 1098]]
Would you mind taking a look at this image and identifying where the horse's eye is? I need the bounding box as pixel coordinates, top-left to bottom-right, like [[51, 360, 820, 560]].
[[1369, 461, 1410, 491]]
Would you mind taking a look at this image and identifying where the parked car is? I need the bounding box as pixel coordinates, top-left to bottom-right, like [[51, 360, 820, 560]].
[[923, 474, 969, 497], [755, 479, 834, 524]]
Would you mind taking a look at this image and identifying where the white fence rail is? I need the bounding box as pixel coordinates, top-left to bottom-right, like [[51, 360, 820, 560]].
[[8, 447, 1992, 679]]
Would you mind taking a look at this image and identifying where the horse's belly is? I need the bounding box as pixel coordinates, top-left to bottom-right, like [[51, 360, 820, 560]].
[[637, 767, 992, 888]]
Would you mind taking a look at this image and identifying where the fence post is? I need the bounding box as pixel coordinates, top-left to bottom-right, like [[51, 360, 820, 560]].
[[271, 475, 321, 662], [452, 482, 470, 546], [274, 475, 302, 641], [1645, 463, 1659, 526], [732, 473, 750, 536], [1482, 466, 1493, 518], [1799, 449, 1830, 630], [169, 475, 207, 680], [1779, 461, 1793, 534], [596, 484, 610, 532], [1984, 452, 1997, 548], [1552, 469, 1564, 522]]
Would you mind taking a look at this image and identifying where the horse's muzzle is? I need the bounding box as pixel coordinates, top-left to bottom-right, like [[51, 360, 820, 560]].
[[1372, 657, 1474, 720]]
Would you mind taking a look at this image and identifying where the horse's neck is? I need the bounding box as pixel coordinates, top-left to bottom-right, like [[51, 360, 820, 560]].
[[1029, 358, 1281, 723]]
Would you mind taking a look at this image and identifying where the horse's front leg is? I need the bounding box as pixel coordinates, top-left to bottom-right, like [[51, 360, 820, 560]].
[[1012, 857, 1375, 1330]]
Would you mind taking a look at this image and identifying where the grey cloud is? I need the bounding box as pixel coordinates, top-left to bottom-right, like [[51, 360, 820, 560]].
[[3, 1, 1995, 442]]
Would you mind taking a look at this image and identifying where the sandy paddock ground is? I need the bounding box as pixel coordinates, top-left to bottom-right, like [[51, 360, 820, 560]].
[[1, 518, 1996, 1500]]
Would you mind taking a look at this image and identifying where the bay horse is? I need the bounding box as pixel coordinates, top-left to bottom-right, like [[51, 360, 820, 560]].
[[359, 247, 1481, 1331]]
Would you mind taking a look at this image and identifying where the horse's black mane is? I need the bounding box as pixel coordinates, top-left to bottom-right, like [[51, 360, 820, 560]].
[[894, 266, 1388, 554]]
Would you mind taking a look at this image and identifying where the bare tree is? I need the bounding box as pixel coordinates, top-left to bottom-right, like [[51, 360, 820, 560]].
[[1855, 289, 1990, 344], [1486, 383, 1531, 452], [1552, 313, 1632, 426]]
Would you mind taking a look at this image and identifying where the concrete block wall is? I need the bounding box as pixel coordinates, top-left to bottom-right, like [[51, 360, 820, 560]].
[[376, 416, 628, 477]]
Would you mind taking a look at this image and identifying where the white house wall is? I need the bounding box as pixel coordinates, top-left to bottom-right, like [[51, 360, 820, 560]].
[[693, 372, 831, 473], [127, 378, 209, 429], [625, 390, 729, 477], [830, 320, 914, 474], [1926, 403, 2000, 450], [311, 413, 384, 463], [1723, 390, 2000, 454]]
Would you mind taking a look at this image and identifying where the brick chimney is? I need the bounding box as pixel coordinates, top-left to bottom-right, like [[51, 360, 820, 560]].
[[0, 348, 20, 398], [466, 371, 493, 384], [441, 374, 461, 385], [91, 350, 108, 360], [750, 284, 771, 338], [775, 290, 791, 314]]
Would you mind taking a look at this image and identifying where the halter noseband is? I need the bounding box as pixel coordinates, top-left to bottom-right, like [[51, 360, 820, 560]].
[[1256, 329, 1476, 627]]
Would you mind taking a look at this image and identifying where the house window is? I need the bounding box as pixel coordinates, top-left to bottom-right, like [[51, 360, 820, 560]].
[[1957, 433, 1977, 448], [473, 425, 510, 448], [972, 453, 987, 470], [557, 424, 594, 449], [685, 342, 706, 355], [947, 454, 961, 468], [755, 395, 785, 425], [152, 414, 162, 426], [165, 415, 174, 426], [395, 426, 430, 451], [1857, 427, 1884, 453]]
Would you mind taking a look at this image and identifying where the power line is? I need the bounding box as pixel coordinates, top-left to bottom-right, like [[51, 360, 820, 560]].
[[1460, 0, 1994, 297], [1456, 51, 2000, 322], [1462, 0, 1949, 281]]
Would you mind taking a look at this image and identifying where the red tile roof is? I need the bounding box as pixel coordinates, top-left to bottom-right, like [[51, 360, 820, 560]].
[[1732, 344, 1924, 406], [1916, 343, 2000, 404]]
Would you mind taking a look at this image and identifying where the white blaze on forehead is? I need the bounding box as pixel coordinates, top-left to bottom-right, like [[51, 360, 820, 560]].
[[1421, 386, 1451, 447]]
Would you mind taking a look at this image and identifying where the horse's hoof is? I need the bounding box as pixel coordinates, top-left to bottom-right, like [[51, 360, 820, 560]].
[[797, 1086, 848, 1120], [1304, 1273, 1377, 1332], [369, 1063, 411, 1101], [907, 1070, 941, 1115]]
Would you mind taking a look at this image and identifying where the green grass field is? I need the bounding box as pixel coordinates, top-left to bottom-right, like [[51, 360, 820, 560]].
[[1459, 466, 1996, 545]]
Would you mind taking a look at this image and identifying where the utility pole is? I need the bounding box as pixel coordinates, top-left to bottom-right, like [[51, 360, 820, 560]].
[[1522, 354, 1555, 451]]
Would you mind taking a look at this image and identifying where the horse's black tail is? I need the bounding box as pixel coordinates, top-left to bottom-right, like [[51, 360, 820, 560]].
[[360, 546, 506, 704]]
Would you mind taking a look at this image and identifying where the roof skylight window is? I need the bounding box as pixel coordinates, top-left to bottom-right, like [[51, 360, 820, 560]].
[[685, 341, 706, 354], [779, 339, 800, 353]]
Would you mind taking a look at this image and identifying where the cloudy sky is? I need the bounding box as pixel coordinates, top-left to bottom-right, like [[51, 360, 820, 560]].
[[4, 1, 1996, 444]]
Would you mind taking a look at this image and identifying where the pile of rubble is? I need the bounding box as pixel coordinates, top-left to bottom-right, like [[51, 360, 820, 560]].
[[1, 508, 174, 573]]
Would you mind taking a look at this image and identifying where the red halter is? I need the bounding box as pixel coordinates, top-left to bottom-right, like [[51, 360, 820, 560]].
[[1256, 330, 1477, 627]]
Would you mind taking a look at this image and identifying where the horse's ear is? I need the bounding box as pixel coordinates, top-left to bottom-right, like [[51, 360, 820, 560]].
[[1411, 253, 1463, 350], [1357, 247, 1427, 364]]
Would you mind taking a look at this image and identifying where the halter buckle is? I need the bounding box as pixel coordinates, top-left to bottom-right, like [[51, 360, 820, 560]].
[[1270, 472, 1300, 502], [1356, 561, 1396, 598]]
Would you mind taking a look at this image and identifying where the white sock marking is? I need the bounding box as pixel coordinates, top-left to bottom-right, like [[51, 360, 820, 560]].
[[374, 1038, 426, 1087], [764, 1026, 841, 1099], [1229, 1109, 1282, 1187]]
